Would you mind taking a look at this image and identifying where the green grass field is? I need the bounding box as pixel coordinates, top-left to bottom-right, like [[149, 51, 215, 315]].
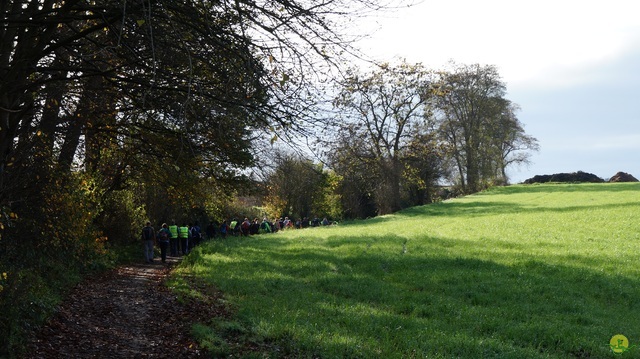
[[171, 182, 640, 358]]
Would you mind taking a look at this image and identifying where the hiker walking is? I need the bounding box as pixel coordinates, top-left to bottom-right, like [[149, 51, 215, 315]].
[[219, 220, 228, 238], [179, 223, 189, 255], [259, 218, 272, 234], [169, 221, 179, 257], [229, 218, 239, 236], [157, 223, 171, 263], [141, 221, 156, 263], [190, 221, 201, 248], [241, 218, 250, 236], [250, 218, 260, 235]]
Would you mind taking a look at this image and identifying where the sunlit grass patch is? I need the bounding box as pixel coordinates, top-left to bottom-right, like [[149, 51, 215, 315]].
[[174, 182, 640, 358]]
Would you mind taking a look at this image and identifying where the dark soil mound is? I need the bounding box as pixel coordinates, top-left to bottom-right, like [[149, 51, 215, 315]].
[[523, 171, 605, 184], [608, 171, 638, 182]]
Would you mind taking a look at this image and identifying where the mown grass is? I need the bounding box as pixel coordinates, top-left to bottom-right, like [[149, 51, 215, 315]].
[[171, 182, 640, 358]]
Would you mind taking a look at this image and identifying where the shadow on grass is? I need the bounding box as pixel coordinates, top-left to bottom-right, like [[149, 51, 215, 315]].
[[187, 233, 638, 358]]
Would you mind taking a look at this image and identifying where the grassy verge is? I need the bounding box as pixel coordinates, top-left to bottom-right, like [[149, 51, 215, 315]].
[[172, 182, 640, 358]]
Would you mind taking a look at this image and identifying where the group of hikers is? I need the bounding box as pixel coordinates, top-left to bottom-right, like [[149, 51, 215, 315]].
[[219, 216, 332, 238], [141, 216, 334, 263], [140, 221, 204, 263]]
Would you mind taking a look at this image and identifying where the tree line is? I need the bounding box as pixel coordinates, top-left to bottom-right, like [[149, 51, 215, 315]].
[[261, 61, 538, 220]]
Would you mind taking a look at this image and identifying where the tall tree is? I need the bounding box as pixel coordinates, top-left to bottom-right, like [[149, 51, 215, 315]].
[[432, 62, 536, 192], [332, 61, 436, 214], [487, 102, 540, 182]]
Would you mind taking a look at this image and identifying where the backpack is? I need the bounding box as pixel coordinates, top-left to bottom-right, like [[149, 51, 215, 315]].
[[259, 221, 271, 234], [158, 230, 169, 241], [142, 226, 153, 240]]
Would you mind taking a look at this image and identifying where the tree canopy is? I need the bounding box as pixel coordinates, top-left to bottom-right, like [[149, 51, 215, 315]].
[[432, 62, 539, 191], [331, 61, 441, 214], [325, 61, 538, 216]]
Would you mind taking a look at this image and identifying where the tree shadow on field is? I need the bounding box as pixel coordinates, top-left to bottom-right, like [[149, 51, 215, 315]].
[[202, 233, 640, 358]]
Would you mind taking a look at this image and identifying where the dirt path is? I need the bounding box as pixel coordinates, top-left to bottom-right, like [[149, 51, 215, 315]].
[[25, 257, 208, 358]]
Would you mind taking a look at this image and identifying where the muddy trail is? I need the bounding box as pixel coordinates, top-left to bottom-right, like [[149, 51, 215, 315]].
[[24, 257, 221, 358]]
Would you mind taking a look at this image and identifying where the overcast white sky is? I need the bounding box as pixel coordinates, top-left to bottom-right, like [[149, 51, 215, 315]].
[[354, 0, 640, 183]]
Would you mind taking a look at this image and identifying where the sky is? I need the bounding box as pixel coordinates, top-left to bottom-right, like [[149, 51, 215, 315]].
[[355, 0, 640, 183]]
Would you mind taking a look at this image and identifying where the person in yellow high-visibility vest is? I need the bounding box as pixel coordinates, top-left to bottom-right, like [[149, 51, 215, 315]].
[[229, 219, 238, 236], [169, 222, 179, 257], [178, 223, 189, 255]]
